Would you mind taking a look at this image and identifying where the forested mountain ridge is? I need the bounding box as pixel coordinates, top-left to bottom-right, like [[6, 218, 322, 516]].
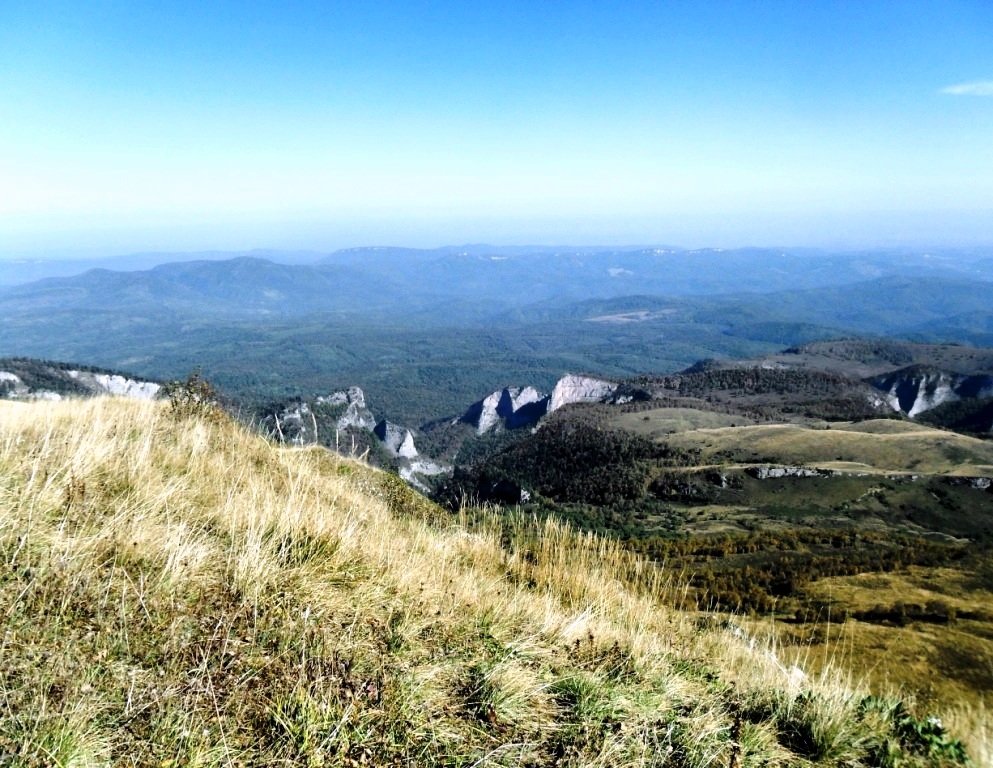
[[4, 247, 993, 425]]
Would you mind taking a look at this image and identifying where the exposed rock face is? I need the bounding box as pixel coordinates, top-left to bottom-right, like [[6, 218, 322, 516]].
[[263, 389, 452, 492], [470, 390, 506, 434], [874, 369, 958, 417], [461, 376, 621, 433], [870, 367, 993, 418], [0, 371, 27, 398], [943, 476, 993, 491], [267, 387, 377, 446], [373, 418, 450, 492], [548, 375, 617, 413], [267, 402, 316, 445], [399, 458, 450, 493], [462, 386, 550, 434], [374, 420, 419, 459], [747, 465, 826, 480], [68, 371, 161, 400], [317, 387, 377, 430], [0, 365, 160, 401], [505, 386, 546, 427]]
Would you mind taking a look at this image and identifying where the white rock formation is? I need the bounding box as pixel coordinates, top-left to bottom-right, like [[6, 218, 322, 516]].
[[0, 372, 29, 399], [68, 371, 161, 399], [474, 390, 506, 434], [1, 368, 159, 401], [870, 367, 993, 418], [886, 372, 958, 418], [509, 386, 544, 413], [271, 402, 315, 445], [463, 386, 550, 434], [748, 465, 825, 480], [462, 377, 620, 432], [548, 374, 617, 413], [399, 458, 451, 492], [318, 386, 377, 430], [375, 420, 419, 459]]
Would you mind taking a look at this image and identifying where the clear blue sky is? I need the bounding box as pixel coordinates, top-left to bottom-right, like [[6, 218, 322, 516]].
[[1, 0, 991, 255]]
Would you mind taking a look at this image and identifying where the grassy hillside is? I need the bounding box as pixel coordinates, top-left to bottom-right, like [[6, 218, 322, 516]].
[[612, 407, 755, 437], [662, 420, 993, 475], [0, 398, 982, 766], [447, 401, 993, 723], [776, 566, 993, 710]]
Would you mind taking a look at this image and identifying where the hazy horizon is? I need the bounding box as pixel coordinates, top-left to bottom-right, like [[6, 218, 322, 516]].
[[4, 208, 993, 263]]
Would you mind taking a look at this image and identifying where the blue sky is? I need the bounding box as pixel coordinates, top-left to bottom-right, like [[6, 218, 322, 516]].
[[1, 0, 991, 255]]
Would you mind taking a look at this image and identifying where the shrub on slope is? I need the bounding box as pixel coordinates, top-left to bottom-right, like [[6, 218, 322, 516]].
[[0, 398, 977, 766]]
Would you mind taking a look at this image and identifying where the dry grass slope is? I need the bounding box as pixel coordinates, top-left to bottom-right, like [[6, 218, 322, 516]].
[[665, 420, 993, 475], [0, 399, 983, 766]]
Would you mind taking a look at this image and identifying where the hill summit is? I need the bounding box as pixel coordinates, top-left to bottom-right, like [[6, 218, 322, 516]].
[[0, 397, 980, 766]]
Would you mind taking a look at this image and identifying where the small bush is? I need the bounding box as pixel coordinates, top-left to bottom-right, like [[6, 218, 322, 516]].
[[162, 370, 221, 420]]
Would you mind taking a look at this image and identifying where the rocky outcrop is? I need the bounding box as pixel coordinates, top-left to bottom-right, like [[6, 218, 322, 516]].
[[265, 387, 375, 446], [399, 458, 450, 493], [548, 375, 617, 413], [466, 390, 506, 434], [68, 371, 161, 400], [317, 387, 376, 430], [461, 376, 621, 433], [264, 389, 452, 492], [370, 413, 455, 489], [505, 386, 546, 427], [0, 363, 160, 402], [870, 366, 993, 418], [0, 371, 27, 398], [462, 386, 550, 434], [942, 476, 993, 492], [374, 420, 419, 459], [747, 465, 826, 480], [266, 401, 317, 445]]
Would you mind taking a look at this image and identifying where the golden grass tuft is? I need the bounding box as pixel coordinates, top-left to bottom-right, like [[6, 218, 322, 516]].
[[0, 398, 982, 766]]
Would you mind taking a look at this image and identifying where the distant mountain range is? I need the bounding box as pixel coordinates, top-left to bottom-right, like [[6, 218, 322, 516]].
[[2, 245, 993, 425], [0, 249, 324, 286]]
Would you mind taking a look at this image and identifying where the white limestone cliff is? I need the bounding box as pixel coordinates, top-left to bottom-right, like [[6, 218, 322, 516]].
[[462, 385, 550, 434], [68, 371, 161, 400], [375, 420, 419, 459], [548, 374, 617, 413], [871, 368, 993, 418], [318, 386, 377, 430]]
